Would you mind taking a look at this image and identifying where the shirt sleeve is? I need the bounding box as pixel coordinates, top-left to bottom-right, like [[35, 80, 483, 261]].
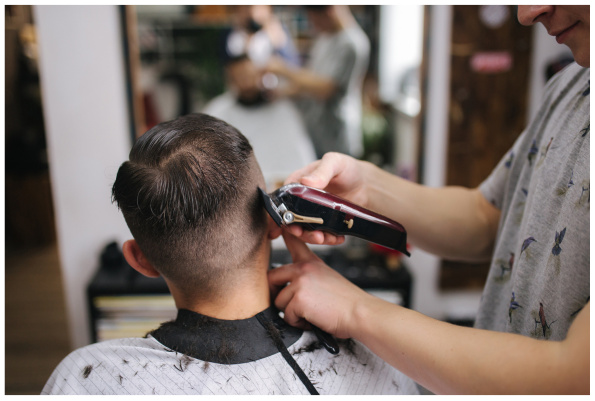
[[478, 148, 512, 211], [478, 125, 532, 211], [479, 63, 584, 211]]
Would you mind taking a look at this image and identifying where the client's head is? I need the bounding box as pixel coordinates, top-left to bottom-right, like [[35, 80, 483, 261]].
[[112, 113, 270, 304], [226, 54, 268, 107]]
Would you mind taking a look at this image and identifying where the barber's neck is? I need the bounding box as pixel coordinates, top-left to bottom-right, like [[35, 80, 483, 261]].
[[330, 5, 355, 33], [167, 243, 272, 320]]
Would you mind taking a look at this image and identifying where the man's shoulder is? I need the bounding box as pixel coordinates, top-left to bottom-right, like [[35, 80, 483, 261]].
[[41, 336, 174, 395], [49, 336, 170, 373], [76, 336, 164, 353]]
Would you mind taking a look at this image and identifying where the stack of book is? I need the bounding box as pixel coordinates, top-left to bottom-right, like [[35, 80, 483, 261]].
[[93, 294, 177, 341]]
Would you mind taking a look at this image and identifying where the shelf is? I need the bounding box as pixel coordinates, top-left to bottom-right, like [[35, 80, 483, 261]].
[[87, 241, 412, 343]]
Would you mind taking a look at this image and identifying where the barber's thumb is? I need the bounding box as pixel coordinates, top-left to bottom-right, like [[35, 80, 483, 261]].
[[300, 152, 342, 189], [282, 230, 319, 263], [300, 171, 329, 189]]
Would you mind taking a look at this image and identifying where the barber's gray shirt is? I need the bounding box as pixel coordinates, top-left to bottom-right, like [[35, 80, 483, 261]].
[[477, 63, 590, 340], [296, 25, 370, 158]]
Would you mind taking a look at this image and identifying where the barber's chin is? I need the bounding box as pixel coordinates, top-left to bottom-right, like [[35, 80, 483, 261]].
[[574, 54, 590, 68], [566, 38, 589, 67], [569, 51, 589, 68]]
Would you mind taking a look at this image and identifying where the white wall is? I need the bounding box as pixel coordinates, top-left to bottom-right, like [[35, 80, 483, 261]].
[[34, 5, 133, 348], [408, 5, 453, 319], [378, 5, 424, 104]]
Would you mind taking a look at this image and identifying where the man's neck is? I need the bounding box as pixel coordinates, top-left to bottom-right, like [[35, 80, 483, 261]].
[[167, 242, 272, 320], [182, 276, 271, 320], [330, 6, 354, 33]]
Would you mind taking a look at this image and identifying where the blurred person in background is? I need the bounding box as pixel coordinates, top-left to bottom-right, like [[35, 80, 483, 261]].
[[204, 5, 316, 188], [265, 5, 370, 159], [222, 5, 300, 69]]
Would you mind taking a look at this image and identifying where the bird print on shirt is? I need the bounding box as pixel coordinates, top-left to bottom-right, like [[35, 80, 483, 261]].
[[504, 151, 514, 169], [493, 252, 514, 283], [513, 188, 529, 225], [578, 181, 590, 206], [503, 252, 514, 276], [546, 227, 566, 275], [536, 137, 554, 168], [556, 170, 575, 196], [508, 291, 522, 323], [520, 237, 537, 259], [534, 303, 557, 338], [527, 139, 538, 166], [551, 227, 566, 256]]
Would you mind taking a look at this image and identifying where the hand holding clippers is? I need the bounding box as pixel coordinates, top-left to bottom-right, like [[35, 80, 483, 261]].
[[260, 183, 410, 355], [259, 183, 410, 256]]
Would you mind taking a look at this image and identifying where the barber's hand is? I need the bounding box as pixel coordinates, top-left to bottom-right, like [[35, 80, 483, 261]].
[[283, 152, 369, 244], [268, 231, 372, 339]]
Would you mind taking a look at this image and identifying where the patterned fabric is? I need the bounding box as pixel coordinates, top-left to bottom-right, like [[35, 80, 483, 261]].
[[41, 308, 419, 395], [476, 63, 590, 340]]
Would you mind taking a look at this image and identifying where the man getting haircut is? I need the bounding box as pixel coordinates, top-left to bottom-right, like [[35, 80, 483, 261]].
[[42, 113, 419, 395]]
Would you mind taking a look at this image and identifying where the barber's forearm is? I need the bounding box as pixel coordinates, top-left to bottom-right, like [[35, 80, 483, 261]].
[[362, 163, 499, 261], [279, 67, 336, 100], [351, 297, 588, 394]]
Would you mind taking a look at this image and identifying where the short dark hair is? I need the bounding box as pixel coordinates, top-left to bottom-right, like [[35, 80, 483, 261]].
[[303, 5, 330, 12], [112, 113, 267, 299], [225, 53, 250, 67]]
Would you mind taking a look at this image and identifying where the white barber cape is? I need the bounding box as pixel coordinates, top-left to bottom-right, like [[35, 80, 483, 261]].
[[42, 307, 419, 395], [202, 93, 317, 188]]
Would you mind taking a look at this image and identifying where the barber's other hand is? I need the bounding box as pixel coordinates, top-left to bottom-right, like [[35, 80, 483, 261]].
[[283, 152, 368, 244], [268, 231, 372, 339]]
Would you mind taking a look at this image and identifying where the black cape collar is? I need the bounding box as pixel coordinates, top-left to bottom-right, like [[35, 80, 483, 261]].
[[149, 306, 303, 364]]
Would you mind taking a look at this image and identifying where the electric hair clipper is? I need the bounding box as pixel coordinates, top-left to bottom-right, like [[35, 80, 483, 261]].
[[259, 183, 410, 256]]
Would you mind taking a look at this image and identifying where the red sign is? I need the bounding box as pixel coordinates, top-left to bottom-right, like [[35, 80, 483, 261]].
[[470, 51, 513, 73]]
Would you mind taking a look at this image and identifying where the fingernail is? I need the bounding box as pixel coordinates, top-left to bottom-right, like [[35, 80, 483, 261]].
[[302, 175, 319, 185]]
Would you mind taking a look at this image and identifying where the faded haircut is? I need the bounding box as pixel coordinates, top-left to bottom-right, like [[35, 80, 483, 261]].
[[112, 113, 268, 300]]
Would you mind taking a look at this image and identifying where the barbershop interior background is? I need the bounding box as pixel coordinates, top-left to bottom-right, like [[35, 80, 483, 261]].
[[5, 5, 571, 394]]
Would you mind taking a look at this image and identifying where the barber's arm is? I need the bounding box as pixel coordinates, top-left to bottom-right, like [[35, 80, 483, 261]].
[[269, 232, 589, 394], [283, 152, 501, 262], [265, 56, 336, 101]]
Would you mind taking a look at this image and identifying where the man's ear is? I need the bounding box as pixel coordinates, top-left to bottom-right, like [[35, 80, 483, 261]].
[[267, 215, 283, 240], [122, 239, 161, 278]]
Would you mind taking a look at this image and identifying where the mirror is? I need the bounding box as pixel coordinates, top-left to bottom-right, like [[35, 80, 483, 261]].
[[123, 4, 429, 308], [126, 5, 425, 188]]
